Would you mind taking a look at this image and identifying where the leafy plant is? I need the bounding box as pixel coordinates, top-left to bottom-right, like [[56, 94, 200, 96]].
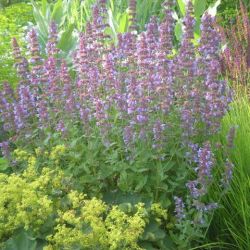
[[219, 0, 250, 90], [0, 2, 33, 85], [0, 0, 233, 248], [0, 154, 173, 249], [174, 0, 221, 42], [207, 0, 250, 27], [207, 96, 250, 249]]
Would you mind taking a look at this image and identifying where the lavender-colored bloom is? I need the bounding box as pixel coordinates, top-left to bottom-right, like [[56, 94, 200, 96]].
[[152, 120, 166, 150], [186, 180, 203, 198], [187, 142, 214, 198], [18, 85, 35, 117], [27, 29, 44, 86], [0, 98, 14, 131], [45, 57, 59, 100], [123, 125, 134, 146], [79, 107, 90, 125], [46, 22, 59, 56], [0, 141, 10, 159], [12, 38, 30, 83], [186, 142, 199, 163], [13, 103, 26, 130], [128, 0, 137, 31], [174, 196, 186, 221], [193, 200, 218, 213], [136, 97, 149, 125], [60, 61, 76, 114], [197, 142, 214, 182], [192, 200, 218, 224], [222, 159, 234, 187], [199, 13, 232, 134], [56, 120, 66, 133], [36, 99, 49, 128], [226, 126, 236, 149]]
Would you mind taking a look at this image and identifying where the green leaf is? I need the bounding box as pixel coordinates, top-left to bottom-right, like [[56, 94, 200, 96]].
[[51, 0, 64, 25], [177, 0, 187, 16], [174, 20, 183, 41], [0, 157, 8, 171], [31, 0, 48, 38], [194, 0, 206, 18], [41, 0, 47, 16], [142, 220, 166, 241], [5, 230, 37, 250], [135, 175, 148, 192], [117, 11, 129, 33], [207, 0, 221, 17], [57, 24, 75, 52]]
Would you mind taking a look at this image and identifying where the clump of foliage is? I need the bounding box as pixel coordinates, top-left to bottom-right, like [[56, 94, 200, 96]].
[[0, 0, 233, 248], [0, 2, 33, 85], [208, 96, 250, 249], [219, 0, 250, 89], [207, 0, 250, 27], [0, 149, 167, 249]]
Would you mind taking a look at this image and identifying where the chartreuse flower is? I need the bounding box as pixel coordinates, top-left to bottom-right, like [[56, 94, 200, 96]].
[[46, 194, 148, 250], [2, 148, 171, 249]]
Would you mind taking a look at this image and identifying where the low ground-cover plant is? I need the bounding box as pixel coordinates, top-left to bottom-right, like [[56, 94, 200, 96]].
[[0, 0, 233, 248], [0, 152, 170, 249]]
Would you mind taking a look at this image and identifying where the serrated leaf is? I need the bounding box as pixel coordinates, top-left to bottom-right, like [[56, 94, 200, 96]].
[[5, 230, 37, 250]]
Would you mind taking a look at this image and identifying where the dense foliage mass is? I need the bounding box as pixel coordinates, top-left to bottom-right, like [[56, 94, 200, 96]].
[[219, 0, 250, 88], [0, 3, 33, 85], [0, 0, 249, 249]]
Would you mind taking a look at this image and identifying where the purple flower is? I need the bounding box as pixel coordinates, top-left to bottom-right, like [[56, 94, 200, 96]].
[[152, 120, 166, 150], [56, 120, 66, 134], [0, 141, 10, 159], [226, 126, 236, 149], [222, 159, 234, 187], [123, 125, 134, 146], [197, 142, 214, 182], [174, 196, 186, 221]]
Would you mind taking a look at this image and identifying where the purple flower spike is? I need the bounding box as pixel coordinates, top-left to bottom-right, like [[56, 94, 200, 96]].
[[174, 196, 186, 221], [0, 141, 10, 159]]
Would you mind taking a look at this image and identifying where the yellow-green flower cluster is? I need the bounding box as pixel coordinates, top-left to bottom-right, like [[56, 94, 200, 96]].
[[49, 144, 66, 165], [1, 146, 169, 249], [46, 192, 147, 250], [0, 168, 54, 239]]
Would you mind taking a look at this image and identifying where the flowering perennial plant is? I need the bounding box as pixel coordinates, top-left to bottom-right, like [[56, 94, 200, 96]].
[[0, 0, 233, 247], [0, 0, 231, 146]]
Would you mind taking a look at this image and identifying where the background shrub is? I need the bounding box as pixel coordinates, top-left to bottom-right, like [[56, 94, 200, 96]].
[[0, 3, 33, 85]]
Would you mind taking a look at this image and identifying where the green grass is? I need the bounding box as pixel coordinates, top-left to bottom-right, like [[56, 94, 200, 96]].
[[208, 96, 250, 249]]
